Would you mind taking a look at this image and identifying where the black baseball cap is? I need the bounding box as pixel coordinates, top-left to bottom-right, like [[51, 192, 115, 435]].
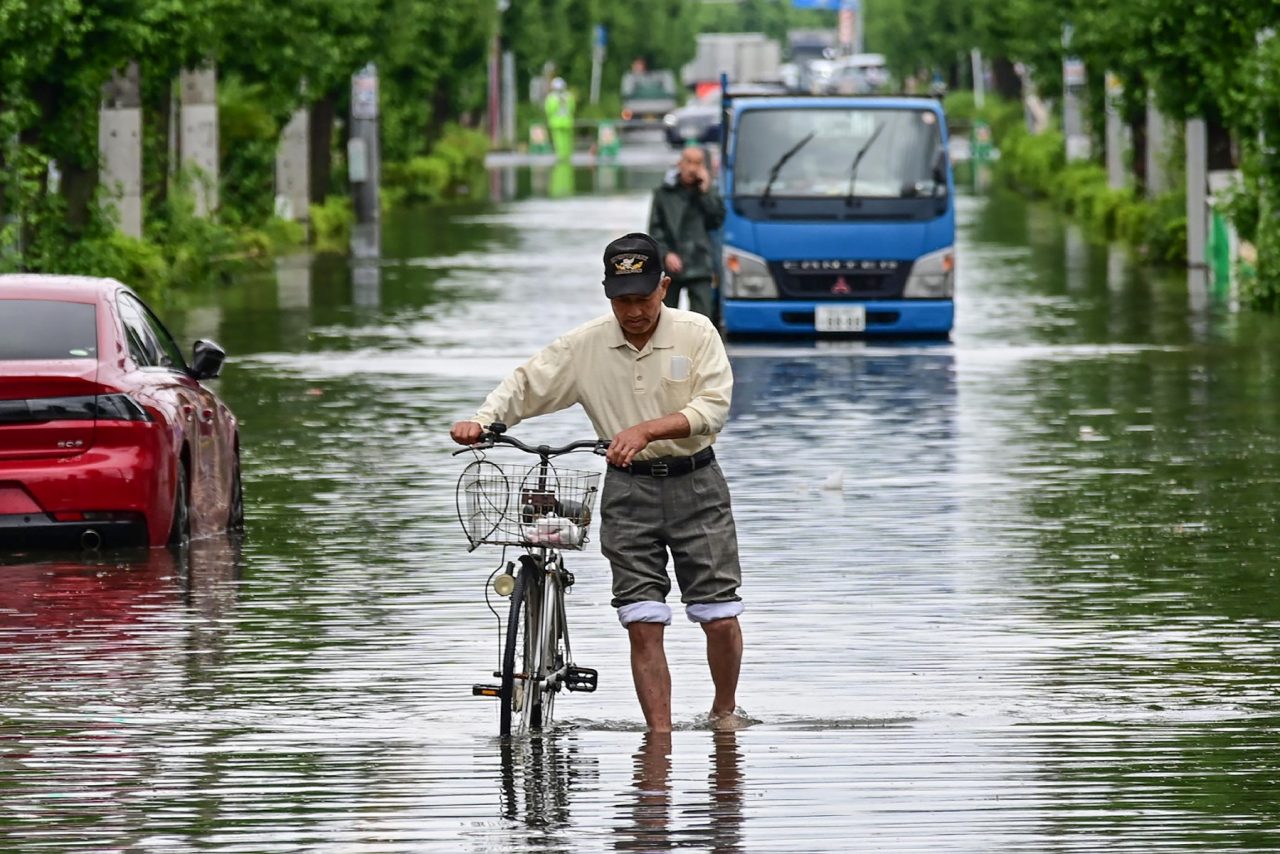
[[602, 232, 664, 298]]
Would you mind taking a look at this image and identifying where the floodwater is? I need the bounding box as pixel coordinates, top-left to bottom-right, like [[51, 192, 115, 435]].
[[3, 161, 1280, 852]]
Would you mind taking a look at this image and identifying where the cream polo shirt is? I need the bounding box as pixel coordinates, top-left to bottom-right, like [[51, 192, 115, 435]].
[[471, 307, 732, 460]]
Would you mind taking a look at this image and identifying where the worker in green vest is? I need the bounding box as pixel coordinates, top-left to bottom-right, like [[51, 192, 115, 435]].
[[544, 77, 576, 162]]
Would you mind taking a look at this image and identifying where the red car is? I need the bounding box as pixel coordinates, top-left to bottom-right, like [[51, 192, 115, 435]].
[[0, 275, 242, 549]]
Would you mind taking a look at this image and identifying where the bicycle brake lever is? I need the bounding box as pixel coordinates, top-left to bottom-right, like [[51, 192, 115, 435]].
[[451, 441, 494, 456]]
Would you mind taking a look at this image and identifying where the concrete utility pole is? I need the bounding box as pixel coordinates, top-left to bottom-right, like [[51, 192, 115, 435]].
[[1186, 118, 1208, 268], [970, 49, 985, 109], [179, 66, 219, 216], [349, 64, 381, 260], [99, 63, 143, 238], [1104, 71, 1126, 190], [1062, 58, 1090, 161], [1145, 92, 1172, 197], [501, 51, 516, 149], [275, 107, 310, 223]]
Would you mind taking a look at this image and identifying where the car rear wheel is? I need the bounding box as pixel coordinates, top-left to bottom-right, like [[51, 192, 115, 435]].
[[167, 463, 190, 547]]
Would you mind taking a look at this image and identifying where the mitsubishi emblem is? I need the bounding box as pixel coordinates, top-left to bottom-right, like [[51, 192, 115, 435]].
[[831, 276, 852, 295]]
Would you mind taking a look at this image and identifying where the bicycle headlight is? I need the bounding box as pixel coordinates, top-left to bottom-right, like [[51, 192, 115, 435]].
[[903, 246, 955, 298], [722, 246, 777, 299], [493, 572, 515, 597]]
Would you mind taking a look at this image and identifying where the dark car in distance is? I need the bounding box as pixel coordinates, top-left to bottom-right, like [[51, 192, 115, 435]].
[[663, 83, 793, 149], [663, 90, 723, 148], [0, 275, 243, 549]]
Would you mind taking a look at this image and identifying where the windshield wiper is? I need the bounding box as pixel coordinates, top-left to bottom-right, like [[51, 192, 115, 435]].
[[759, 131, 815, 207], [844, 122, 886, 206]]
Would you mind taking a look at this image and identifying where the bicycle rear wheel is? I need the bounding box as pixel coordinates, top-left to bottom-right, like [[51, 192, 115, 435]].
[[500, 558, 543, 736]]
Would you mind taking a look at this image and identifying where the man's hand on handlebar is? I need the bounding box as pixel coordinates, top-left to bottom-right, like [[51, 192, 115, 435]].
[[450, 420, 486, 446]]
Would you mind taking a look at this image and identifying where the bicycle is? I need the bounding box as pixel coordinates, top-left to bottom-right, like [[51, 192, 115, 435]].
[[454, 422, 609, 737]]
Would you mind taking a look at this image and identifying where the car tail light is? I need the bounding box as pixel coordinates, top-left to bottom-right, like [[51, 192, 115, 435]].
[[0, 393, 151, 424]]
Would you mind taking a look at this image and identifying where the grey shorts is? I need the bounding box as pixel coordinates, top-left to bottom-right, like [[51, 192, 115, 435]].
[[600, 460, 743, 609]]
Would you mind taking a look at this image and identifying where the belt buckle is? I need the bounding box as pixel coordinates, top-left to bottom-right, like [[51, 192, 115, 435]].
[[650, 460, 670, 478]]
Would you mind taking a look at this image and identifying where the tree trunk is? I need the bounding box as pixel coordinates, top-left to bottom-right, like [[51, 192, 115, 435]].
[[990, 58, 1022, 100], [1130, 115, 1148, 196], [59, 159, 98, 234], [426, 82, 452, 150], [141, 67, 173, 214], [309, 90, 336, 204], [1207, 119, 1235, 171]]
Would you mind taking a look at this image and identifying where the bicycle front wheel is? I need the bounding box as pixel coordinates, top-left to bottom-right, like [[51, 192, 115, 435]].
[[533, 569, 567, 729], [500, 563, 541, 737]]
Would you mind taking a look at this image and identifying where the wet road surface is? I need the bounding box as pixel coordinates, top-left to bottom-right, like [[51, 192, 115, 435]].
[[2, 170, 1279, 851]]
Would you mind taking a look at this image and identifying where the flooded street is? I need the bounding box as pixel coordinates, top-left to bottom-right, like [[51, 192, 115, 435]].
[[3, 166, 1280, 851]]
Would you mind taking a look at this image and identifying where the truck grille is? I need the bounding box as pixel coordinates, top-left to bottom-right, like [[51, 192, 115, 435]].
[[772, 260, 912, 300]]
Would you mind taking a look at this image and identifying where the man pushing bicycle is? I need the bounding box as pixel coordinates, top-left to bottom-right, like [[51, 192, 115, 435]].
[[450, 232, 746, 733]]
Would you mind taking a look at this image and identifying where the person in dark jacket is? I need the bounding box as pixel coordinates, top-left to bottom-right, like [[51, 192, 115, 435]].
[[647, 147, 726, 320]]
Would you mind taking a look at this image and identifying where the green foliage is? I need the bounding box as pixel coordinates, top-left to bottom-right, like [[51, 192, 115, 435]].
[[58, 232, 171, 302], [383, 125, 488, 204], [309, 195, 353, 252], [218, 77, 282, 225], [1243, 208, 1280, 313], [996, 122, 1186, 265]]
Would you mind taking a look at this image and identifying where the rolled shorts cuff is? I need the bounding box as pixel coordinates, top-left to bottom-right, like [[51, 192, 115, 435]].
[[685, 601, 744, 623], [617, 601, 673, 627]]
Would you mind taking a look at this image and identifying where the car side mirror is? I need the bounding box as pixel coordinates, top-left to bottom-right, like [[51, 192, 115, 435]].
[[190, 339, 226, 380]]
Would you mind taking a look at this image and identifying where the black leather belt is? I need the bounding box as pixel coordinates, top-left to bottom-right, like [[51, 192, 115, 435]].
[[610, 447, 715, 478]]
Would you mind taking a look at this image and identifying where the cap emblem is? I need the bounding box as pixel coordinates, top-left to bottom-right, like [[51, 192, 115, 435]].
[[612, 254, 648, 275]]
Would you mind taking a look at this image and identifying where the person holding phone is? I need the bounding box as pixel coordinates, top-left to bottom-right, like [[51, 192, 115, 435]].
[[648, 147, 725, 321]]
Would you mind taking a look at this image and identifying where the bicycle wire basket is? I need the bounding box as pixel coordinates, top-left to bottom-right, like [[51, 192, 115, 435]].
[[456, 458, 602, 552]]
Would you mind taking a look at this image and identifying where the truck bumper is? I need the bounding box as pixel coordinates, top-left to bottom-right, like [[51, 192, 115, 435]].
[[722, 299, 954, 337]]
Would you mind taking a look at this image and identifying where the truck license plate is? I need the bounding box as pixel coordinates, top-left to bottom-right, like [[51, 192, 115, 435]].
[[814, 305, 866, 332]]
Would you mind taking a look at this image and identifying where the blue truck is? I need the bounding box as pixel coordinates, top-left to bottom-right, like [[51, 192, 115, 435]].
[[716, 91, 955, 337]]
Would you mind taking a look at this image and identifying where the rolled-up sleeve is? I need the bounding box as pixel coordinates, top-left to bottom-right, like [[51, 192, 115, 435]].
[[679, 326, 732, 436], [472, 336, 579, 428]]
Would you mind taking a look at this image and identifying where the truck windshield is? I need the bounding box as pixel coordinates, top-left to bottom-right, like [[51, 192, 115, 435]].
[[734, 108, 942, 199]]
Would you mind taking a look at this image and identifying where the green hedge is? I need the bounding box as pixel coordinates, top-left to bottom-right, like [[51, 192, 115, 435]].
[[992, 114, 1186, 266], [383, 125, 489, 205]]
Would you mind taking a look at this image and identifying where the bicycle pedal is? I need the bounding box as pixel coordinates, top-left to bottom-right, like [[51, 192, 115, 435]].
[[472, 684, 501, 698], [564, 666, 598, 693]]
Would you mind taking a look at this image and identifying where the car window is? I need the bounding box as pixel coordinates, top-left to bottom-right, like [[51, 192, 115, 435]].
[[132, 297, 188, 371], [116, 294, 161, 367], [0, 300, 98, 360]]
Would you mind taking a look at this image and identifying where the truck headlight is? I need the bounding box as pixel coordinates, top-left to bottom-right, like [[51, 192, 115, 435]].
[[722, 246, 776, 298], [902, 246, 954, 298]]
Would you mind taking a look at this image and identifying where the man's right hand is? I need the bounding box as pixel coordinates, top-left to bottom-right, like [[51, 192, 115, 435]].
[[450, 420, 485, 445], [664, 251, 683, 275]]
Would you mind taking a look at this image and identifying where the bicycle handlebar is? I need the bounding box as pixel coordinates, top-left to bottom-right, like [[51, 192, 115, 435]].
[[451, 422, 610, 458]]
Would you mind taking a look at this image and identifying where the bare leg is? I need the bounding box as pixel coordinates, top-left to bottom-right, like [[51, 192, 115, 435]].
[[701, 616, 742, 719], [628, 622, 672, 732]]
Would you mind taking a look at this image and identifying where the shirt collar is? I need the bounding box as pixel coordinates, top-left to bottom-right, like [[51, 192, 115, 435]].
[[607, 307, 675, 353]]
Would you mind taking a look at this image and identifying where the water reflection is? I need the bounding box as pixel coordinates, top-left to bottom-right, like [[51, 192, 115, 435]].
[[613, 732, 744, 854], [0, 538, 244, 688], [498, 734, 600, 833]]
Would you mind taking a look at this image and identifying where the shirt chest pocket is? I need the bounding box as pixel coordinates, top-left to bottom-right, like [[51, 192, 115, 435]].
[[659, 354, 693, 409]]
